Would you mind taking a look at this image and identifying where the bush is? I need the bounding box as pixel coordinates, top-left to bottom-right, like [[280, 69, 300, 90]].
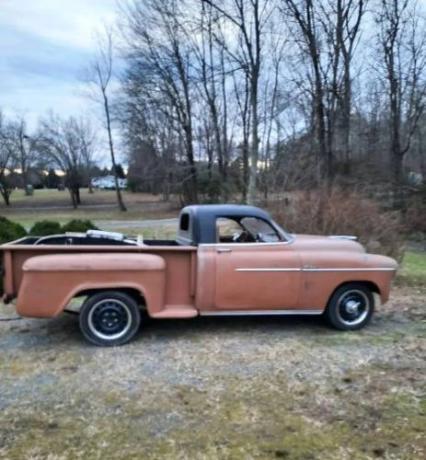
[[269, 188, 405, 261], [29, 220, 63, 236], [404, 187, 426, 241], [62, 219, 98, 233], [0, 216, 27, 244]]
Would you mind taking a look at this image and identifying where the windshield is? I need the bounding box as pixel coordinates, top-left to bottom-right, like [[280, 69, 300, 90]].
[[240, 217, 281, 242]]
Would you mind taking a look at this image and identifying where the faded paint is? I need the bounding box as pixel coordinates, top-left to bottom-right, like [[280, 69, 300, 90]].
[[1, 237, 397, 320]]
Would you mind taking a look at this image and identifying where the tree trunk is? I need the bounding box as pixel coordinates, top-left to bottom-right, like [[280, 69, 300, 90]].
[[389, 68, 404, 208], [69, 188, 77, 209], [104, 92, 127, 212], [183, 120, 198, 204], [247, 76, 259, 205], [0, 188, 10, 206], [75, 187, 81, 205]]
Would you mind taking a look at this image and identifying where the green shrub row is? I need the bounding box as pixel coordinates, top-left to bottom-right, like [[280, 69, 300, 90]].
[[0, 217, 27, 245], [29, 219, 99, 236], [0, 217, 98, 244]]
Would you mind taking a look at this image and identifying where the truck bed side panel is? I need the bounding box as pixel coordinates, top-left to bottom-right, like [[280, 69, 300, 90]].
[[2, 245, 196, 316]]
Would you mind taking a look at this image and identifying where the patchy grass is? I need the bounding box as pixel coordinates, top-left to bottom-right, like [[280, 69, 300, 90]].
[[0, 287, 425, 459], [1, 188, 166, 206], [0, 189, 179, 230], [397, 251, 426, 286]]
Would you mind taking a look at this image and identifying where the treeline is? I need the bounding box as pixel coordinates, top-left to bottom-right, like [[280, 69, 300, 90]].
[[1, 0, 425, 211], [0, 110, 128, 207], [119, 0, 425, 205], [0, 113, 99, 207]]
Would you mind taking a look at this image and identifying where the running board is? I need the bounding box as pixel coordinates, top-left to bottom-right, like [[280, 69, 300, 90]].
[[151, 306, 198, 319], [199, 309, 323, 316]]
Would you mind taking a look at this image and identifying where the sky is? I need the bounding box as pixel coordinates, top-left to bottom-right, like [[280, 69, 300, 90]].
[[0, 0, 119, 131]]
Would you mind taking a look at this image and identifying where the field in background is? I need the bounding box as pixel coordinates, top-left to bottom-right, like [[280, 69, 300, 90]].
[[1, 188, 425, 285], [0, 188, 179, 237], [398, 251, 426, 286]]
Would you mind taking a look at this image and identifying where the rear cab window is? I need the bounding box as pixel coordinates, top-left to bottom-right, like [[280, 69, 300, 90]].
[[180, 213, 190, 231]]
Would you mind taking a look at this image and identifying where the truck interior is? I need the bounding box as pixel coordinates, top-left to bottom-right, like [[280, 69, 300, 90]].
[[9, 231, 180, 247]]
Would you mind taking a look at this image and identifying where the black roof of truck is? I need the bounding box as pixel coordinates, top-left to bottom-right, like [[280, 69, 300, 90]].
[[178, 204, 279, 245]]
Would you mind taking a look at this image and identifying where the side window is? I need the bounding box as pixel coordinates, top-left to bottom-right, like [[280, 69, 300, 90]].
[[216, 216, 282, 243], [180, 213, 190, 231], [240, 217, 281, 243], [216, 218, 244, 243]]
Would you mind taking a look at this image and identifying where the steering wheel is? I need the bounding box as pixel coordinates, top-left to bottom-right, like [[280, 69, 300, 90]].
[[232, 230, 251, 242]]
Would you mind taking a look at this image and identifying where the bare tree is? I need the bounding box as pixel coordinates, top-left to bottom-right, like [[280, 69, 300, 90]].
[[202, 0, 273, 204], [85, 27, 127, 211], [38, 114, 97, 208], [191, 2, 231, 196], [116, 0, 425, 203], [280, 0, 367, 187], [324, 0, 367, 170], [281, 0, 331, 186], [0, 112, 16, 206], [6, 116, 39, 195], [375, 0, 426, 201], [233, 70, 251, 201], [123, 0, 200, 203]]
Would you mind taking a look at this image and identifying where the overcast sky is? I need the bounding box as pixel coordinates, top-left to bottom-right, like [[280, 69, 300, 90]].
[[0, 0, 119, 130]]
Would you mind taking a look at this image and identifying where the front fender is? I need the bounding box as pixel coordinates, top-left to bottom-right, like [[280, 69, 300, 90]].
[[299, 251, 398, 308], [16, 253, 166, 318]]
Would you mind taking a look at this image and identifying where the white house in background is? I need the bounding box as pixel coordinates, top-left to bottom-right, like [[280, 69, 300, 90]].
[[91, 175, 127, 190]]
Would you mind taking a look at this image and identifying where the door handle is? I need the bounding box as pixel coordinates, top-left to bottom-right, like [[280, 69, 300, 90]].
[[217, 248, 232, 253]]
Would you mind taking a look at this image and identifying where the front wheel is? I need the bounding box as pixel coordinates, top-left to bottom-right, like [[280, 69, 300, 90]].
[[325, 283, 374, 331], [79, 291, 141, 346]]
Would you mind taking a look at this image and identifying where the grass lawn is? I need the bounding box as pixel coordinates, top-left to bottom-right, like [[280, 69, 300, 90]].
[[0, 188, 179, 228], [397, 250, 426, 286]]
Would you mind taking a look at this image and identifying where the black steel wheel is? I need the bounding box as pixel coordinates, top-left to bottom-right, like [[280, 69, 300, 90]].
[[325, 283, 374, 331], [79, 291, 141, 346]]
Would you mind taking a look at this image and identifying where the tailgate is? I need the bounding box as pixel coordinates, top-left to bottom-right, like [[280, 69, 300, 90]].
[[0, 250, 3, 297], [0, 248, 15, 302]]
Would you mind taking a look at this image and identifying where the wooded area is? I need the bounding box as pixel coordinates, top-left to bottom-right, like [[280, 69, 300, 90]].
[[0, 0, 425, 209]]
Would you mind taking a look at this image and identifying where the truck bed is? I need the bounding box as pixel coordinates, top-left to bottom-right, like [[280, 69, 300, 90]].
[[1, 240, 197, 306]]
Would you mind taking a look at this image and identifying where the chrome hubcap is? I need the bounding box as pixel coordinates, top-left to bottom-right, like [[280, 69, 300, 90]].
[[345, 300, 360, 315], [336, 290, 370, 326], [87, 299, 132, 341]]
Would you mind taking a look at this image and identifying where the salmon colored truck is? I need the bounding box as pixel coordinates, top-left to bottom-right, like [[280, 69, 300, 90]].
[[0, 205, 398, 346]]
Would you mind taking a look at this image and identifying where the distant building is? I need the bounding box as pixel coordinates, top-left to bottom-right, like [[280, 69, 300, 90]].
[[91, 175, 127, 190]]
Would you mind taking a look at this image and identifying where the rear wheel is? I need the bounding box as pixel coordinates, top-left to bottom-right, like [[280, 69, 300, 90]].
[[325, 283, 374, 331], [79, 291, 141, 346]]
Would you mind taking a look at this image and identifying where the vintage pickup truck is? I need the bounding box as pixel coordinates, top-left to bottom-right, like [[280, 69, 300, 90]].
[[0, 205, 398, 346]]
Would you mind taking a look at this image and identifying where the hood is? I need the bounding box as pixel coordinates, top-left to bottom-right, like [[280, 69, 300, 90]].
[[290, 234, 366, 253]]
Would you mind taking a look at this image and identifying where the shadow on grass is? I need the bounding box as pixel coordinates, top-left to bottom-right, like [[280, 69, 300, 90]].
[[4, 306, 407, 349], [1, 311, 334, 348]]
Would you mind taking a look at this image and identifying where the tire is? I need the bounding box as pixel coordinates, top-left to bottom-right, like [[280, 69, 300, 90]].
[[325, 283, 374, 331], [79, 291, 141, 346]]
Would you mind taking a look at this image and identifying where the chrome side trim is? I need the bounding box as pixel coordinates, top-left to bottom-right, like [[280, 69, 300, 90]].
[[302, 267, 397, 272], [328, 235, 358, 241], [236, 268, 301, 272], [200, 309, 323, 316], [235, 267, 396, 272], [199, 241, 292, 248]]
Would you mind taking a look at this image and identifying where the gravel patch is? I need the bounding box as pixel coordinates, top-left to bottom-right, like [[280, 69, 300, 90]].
[[0, 287, 425, 459]]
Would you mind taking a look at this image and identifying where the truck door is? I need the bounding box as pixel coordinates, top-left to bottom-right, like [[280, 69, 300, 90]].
[[211, 217, 301, 310]]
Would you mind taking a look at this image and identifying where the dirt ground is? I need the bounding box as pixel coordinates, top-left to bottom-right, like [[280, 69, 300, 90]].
[[0, 286, 425, 460]]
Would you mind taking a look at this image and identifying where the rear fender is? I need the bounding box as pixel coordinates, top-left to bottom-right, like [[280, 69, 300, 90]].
[[16, 253, 166, 318]]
